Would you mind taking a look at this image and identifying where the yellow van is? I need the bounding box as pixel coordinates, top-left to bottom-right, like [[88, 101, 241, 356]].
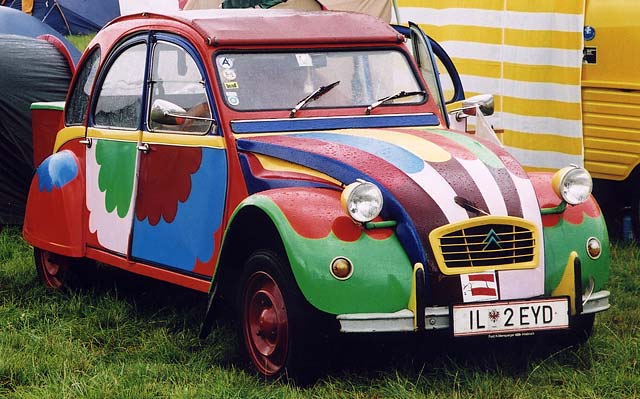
[[582, 0, 640, 236]]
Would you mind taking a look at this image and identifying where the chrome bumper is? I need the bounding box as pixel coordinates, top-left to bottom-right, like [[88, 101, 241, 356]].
[[337, 290, 610, 333]]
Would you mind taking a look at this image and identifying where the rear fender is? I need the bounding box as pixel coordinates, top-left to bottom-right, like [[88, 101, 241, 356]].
[[23, 149, 85, 257], [213, 187, 413, 316]]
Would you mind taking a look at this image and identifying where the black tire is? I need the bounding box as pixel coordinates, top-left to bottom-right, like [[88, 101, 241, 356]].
[[34, 248, 94, 291], [237, 249, 327, 383]]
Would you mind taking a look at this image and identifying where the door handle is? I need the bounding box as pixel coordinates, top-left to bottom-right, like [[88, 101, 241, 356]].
[[137, 143, 150, 154], [79, 138, 92, 148]]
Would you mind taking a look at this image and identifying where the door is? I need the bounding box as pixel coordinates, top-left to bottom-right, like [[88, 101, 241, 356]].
[[130, 35, 228, 277], [85, 38, 147, 255]]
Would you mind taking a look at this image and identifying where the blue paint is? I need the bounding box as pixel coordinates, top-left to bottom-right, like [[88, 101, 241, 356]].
[[131, 148, 227, 272], [239, 153, 338, 194], [293, 132, 424, 174], [231, 113, 439, 134], [237, 138, 427, 269], [37, 150, 79, 192]]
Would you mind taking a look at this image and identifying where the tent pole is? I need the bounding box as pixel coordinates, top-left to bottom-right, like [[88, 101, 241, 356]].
[[392, 0, 401, 24], [42, 0, 72, 35]]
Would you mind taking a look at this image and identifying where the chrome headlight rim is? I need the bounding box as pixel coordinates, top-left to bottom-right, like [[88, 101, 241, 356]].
[[340, 179, 384, 223], [552, 165, 593, 205]]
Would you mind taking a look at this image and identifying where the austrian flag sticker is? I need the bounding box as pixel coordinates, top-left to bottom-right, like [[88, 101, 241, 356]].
[[461, 271, 499, 302]]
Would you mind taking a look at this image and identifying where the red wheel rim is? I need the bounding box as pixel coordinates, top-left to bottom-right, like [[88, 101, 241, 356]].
[[39, 251, 64, 289], [242, 271, 289, 376]]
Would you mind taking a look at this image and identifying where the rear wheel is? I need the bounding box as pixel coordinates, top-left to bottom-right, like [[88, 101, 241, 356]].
[[238, 250, 326, 382], [34, 248, 92, 290]]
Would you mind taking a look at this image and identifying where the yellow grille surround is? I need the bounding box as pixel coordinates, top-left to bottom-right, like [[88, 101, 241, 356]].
[[428, 216, 539, 275]]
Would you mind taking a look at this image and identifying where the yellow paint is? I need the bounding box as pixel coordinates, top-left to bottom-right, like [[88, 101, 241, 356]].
[[419, 25, 580, 50], [551, 251, 578, 315], [407, 262, 424, 331], [254, 154, 341, 185], [400, 0, 504, 11], [53, 126, 86, 152], [341, 129, 451, 162], [582, 86, 640, 180], [86, 127, 141, 142], [141, 132, 225, 148], [501, 132, 583, 155], [449, 59, 580, 86], [502, 97, 581, 120], [429, 215, 540, 275]]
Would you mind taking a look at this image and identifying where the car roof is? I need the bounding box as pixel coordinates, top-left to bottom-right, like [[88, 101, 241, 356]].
[[107, 9, 403, 46]]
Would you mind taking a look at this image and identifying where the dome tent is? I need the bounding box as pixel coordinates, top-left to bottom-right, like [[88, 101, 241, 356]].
[[0, 35, 73, 224]]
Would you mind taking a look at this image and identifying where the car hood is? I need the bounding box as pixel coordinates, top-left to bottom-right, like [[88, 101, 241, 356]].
[[237, 127, 545, 297]]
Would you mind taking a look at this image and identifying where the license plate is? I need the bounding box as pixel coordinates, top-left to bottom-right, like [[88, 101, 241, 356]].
[[452, 298, 569, 337]]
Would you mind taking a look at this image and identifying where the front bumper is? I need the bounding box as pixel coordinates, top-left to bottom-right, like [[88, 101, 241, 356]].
[[337, 289, 610, 333]]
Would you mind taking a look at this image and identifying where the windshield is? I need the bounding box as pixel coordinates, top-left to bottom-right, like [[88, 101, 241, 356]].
[[214, 49, 424, 111]]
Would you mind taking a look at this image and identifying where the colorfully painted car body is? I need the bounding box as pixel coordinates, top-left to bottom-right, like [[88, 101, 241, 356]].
[[23, 9, 610, 377]]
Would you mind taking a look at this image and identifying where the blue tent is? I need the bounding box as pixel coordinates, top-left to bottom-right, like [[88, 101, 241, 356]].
[[4, 0, 120, 35], [0, 6, 80, 63]]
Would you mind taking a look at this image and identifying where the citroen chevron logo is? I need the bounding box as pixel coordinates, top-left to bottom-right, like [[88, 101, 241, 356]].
[[483, 229, 502, 250]]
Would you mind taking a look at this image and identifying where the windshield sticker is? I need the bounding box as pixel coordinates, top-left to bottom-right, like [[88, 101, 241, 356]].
[[295, 53, 313, 67], [222, 69, 237, 81], [226, 92, 239, 106], [218, 56, 234, 69], [224, 81, 239, 90]]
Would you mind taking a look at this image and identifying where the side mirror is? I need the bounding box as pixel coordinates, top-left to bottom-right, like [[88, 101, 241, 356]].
[[462, 94, 494, 116], [449, 94, 494, 122], [150, 99, 187, 125]]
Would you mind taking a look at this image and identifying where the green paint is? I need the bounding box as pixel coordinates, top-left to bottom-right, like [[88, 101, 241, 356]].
[[541, 201, 567, 215], [543, 213, 610, 294], [30, 101, 65, 111], [422, 128, 505, 169], [229, 195, 413, 315], [95, 140, 137, 218], [365, 220, 398, 229]]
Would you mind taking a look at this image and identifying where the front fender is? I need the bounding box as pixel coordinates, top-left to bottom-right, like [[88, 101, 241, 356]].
[[221, 187, 413, 315], [529, 172, 610, 294], [23, 149, 85, 257]]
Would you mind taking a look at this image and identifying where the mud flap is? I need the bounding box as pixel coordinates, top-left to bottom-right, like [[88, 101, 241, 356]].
[[551, 251, 583, 315], [407, 263, 426, 331]]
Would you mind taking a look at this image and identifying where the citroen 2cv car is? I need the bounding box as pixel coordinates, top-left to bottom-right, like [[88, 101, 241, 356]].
[[23, 9, 611, 379]]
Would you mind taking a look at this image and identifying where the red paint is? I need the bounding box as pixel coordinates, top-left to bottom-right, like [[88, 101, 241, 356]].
[[471, 287, 497, 296], [529, 172, 602, 227], [135, 146, 202, 225], [23, 166, 86, 258], [86, 247, 211, 292], [244, 153, 335, 185], [468, 274, 495, 283], [191, 228, 224, 276], [332, 216, 362, 242]]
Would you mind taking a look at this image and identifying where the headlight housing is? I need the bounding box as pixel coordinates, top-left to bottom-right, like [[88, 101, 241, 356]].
[[552, 165, 593, 205], [340, 180, 383, 223]]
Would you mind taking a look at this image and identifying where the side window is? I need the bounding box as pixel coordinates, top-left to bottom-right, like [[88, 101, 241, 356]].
[[65, 47, 101, 126], [410, 26, 446, 118], [148, 41, 211, 134], [94, 42, 147, 129]]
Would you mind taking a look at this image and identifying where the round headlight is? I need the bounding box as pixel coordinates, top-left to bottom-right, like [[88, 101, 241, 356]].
[[552, 166, 593, 205], [340, 180, 383, 223]]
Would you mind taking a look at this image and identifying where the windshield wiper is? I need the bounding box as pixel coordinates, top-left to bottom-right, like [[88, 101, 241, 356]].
[[365, 90, 427, 115], [289, 80, 340, 118]]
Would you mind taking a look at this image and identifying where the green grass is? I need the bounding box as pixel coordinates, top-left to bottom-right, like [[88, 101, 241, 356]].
[[0, 226, 638, 398], [66, 35, 95, 52]]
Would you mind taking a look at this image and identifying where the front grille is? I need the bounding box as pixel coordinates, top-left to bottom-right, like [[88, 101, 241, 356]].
[[429, 217, 538, 274]]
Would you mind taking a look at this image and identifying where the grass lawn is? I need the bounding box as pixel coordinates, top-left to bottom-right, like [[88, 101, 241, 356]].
[[0, 226, 638, 398]]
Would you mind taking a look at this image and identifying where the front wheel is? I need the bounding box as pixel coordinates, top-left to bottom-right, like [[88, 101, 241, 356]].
[[238, 250, 326, 381]]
